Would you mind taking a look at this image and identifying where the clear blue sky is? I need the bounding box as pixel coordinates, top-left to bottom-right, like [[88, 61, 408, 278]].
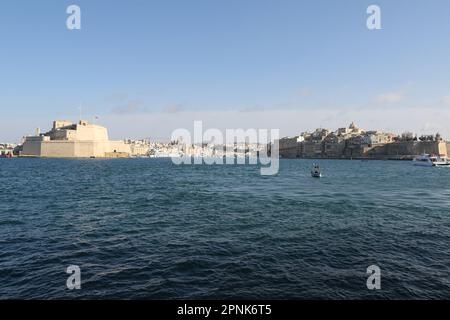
[[2, 0, 450, 141]]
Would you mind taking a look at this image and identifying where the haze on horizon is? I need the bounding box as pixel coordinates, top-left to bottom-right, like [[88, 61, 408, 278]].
[[2, 0, 450, 142]]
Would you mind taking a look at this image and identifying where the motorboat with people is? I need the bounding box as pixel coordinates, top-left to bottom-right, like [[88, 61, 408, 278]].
[[311, 164, 322, 178], [412, 153, 450, 167]]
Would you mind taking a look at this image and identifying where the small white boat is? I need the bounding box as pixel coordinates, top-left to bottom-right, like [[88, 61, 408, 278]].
[[413, 153, 450, 167], [311, 164, 322, 178]]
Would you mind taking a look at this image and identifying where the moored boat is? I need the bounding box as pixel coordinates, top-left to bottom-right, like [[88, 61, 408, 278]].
[[413, 153, 449, 167], [0, 152, 13, 158]]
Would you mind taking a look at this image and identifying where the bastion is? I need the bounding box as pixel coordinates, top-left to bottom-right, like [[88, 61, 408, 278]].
[[21, 120, 131, 158]]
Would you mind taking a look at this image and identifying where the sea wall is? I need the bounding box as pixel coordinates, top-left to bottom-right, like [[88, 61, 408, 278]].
[[278, 137, 302, 158], [41, 141, 76, 157], [366, 141, 446, 159], [21, 137, 42, 157], [279, 140, 447, 160], [21, 140, 131, 158]]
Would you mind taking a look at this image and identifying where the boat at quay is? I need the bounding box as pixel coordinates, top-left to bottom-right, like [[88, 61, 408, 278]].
[[413, 153, 450, 167]]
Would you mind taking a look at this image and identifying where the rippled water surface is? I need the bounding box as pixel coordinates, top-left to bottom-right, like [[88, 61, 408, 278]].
[[1, 158, 449, 299]]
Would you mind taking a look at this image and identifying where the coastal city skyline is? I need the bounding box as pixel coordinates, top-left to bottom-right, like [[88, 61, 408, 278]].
[[2, 0, 450, 142], [2, 119, 446, 162]]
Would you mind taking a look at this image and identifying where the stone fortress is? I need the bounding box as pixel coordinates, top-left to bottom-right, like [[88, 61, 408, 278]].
[[279, 122, 449, 160], [21, 120, 131, 158]]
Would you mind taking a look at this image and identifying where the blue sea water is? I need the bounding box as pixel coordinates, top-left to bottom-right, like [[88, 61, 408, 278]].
[[0, 158, 449, 299]]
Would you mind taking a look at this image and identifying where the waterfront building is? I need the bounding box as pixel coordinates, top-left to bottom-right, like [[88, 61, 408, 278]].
[[126, 139, 150, 156], [323, 133, 346, 158], [348, 121, 363, 135], [310, 128, 330, 142], [21, 120, 131, 158], [363, 131, 395, 146]]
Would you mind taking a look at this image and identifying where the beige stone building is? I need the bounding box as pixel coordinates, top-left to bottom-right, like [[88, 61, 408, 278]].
[[126, 139, 150, 156], [21, 120, 131, 158]]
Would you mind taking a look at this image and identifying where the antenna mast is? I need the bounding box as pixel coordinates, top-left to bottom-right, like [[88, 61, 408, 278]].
[[78, 103, 82, 122]]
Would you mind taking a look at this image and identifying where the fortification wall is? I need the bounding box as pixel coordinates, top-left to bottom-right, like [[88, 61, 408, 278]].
[[383, 141, 445, 156], [279, 140, 447, 159], [74, 141, 97, 157], [21, 140, 42, 157], [41, 141, 76, 157], [107, 141, 131, 155], [21, 140, 130, 158], [279, 138, 302, 158]]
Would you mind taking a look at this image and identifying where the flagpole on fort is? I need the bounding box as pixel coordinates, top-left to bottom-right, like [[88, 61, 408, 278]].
[[78, 103, 82, 122]]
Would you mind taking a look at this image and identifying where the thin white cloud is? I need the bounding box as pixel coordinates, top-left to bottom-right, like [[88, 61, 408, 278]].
[[376, 91, 405, 104], [298, 87, 313, 98], [100, 106, 450, 141], [5, 106, 450, 143], [239, 105, 266, 113], [163, 104, 184, 114], [111, 100, 146, 114], [441, 95, 450, 105], [105, 93, 129, 103]]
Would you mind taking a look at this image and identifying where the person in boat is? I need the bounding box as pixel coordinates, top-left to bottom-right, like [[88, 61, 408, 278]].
[[311, 164, 321, 177]]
